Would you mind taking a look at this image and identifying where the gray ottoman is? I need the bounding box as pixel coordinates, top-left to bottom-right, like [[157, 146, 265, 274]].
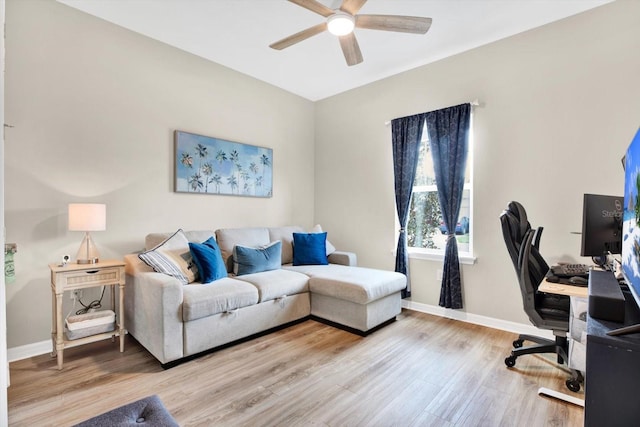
[[286, 264, 406, 334], [73, 395, 178, 427]]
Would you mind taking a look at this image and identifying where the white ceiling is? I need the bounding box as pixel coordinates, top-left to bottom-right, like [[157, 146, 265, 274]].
[[57, 0, 612, 101]]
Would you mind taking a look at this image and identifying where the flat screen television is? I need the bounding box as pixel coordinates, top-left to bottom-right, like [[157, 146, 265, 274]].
[[581, 194, 623, 264], [618, 127, 640, 335]]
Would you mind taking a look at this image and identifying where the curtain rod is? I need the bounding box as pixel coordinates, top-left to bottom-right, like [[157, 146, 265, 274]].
[[384, 99, 480, 126]]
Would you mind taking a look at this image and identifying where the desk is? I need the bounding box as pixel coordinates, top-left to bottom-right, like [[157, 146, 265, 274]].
[[539, 280, 588, 298]]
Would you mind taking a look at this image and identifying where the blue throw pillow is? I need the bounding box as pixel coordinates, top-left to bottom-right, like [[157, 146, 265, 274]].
[[189, 237, 228, 283], [293, 232, 328, 266], [233, 241, 282, 276]]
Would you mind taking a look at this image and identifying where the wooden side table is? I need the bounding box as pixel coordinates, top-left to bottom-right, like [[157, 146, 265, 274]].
[[49, 260, 125, 369]]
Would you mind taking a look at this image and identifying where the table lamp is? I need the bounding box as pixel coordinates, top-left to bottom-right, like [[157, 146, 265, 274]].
[[68, 203, 106, 264]]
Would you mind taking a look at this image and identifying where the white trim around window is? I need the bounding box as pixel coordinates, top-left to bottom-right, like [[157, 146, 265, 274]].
[[407, 248, 477, 265]]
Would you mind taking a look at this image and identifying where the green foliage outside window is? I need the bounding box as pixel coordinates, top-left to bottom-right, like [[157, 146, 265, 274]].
[[407, 191, 442, 249], [406, 141, 442, 249]]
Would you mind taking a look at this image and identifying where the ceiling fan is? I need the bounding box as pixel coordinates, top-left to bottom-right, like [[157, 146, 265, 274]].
[[269, 0, 432, 66]]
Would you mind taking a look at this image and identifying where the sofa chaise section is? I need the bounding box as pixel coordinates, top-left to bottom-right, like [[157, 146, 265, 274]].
[[285, 264, 406, 333]]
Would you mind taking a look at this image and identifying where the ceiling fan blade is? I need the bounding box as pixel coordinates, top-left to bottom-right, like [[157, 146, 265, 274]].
[[269, 23, 327, 50], [356, 15, 432, 34], [338, 33, 363, 66], [340, 0, 368, 15], [288, 0, 334, 18]]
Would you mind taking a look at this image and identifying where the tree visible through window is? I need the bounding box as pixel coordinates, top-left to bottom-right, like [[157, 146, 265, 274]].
[[407, 125, 472, 255]]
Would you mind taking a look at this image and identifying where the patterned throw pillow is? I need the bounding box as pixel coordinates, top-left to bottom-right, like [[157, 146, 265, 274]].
[[138, 229, 196, 285]]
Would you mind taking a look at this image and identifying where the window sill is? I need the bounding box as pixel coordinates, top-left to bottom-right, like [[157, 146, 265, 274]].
[[407, 250, 477, 265]]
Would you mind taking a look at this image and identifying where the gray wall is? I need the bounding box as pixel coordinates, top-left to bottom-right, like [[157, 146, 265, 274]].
[[314, 1, 640, 324], [4, 0, 315, 349]]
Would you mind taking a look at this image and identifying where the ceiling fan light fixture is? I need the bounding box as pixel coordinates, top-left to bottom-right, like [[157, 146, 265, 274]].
[[327, 12, 355, 36], [270, 0, 432, 66]]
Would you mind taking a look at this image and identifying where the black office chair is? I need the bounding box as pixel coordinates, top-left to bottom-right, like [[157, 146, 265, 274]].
[[500, 202, 582, 392], [500, 201, 541, 269]]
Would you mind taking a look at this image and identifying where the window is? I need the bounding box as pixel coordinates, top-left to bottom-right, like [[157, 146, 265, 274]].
[[406, 123, 473, 260]]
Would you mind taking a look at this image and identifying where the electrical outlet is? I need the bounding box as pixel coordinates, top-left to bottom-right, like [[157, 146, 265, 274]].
[[70, 290, 82, 300], [436, 269, 443, 281]]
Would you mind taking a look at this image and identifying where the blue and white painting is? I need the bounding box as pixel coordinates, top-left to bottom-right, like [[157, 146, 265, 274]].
[[175, 130, 273, 197]]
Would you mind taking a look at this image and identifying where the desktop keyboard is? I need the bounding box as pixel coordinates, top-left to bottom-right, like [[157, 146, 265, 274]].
[[551, 263, 591, 278]]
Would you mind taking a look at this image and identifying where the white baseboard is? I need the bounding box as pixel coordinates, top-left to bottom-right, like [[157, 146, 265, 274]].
[[402, 300, 554, 340], [8, 340, 51, 363], [8, 304, 551, 363]]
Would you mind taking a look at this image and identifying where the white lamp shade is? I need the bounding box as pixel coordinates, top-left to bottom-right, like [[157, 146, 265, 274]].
[[68, 203, 106, 231]]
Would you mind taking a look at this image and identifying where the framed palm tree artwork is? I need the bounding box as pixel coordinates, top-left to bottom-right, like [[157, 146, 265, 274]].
[[174, 130, 273, 197]]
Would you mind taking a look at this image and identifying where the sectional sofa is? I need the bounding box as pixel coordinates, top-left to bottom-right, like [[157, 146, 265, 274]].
[[124, 226, 406, 367]]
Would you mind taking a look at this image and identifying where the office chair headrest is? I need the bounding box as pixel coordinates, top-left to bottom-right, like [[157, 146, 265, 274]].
[[500, 209, 523, 270], [506, 201, 530, 240]]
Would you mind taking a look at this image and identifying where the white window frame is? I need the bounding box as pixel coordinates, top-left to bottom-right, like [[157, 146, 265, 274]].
[[401, 121, 476, 265]]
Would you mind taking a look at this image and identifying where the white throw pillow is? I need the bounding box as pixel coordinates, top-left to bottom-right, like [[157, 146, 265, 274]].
[[311, 224, 336, 255]]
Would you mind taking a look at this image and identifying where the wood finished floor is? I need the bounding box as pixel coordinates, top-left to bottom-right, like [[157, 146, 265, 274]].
[[8, 309, 584, 426]]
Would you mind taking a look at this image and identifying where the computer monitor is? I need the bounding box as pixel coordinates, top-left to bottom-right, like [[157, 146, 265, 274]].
[[615, 127, 640, 336], [580, 193, 623, 260]]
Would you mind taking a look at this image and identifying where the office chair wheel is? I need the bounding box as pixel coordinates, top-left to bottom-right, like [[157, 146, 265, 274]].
[[565, 378, 581, 393], [505, 355, 517, 367], [512, 339, 523, 348]]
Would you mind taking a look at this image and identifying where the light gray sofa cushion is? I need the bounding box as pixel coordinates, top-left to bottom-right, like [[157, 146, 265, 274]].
[[268, 226, 304, 264], [215, 227, 271, 272], [284, 264, 406, 304], [182, 278, 259, 322], [145, 230, 214, 250], [234, 269, 309, 302]]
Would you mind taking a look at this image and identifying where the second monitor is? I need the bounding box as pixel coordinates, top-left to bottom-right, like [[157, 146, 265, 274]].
[[580, 193, 623, 263]]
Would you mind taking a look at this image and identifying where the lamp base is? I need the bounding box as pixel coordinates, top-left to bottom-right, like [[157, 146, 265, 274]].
[[75, 232, 100, 265]]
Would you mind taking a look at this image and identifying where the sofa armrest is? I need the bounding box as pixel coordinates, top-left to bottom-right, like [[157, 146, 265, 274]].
[[328, 251, 357, 267], [124, 254, 184, 364]]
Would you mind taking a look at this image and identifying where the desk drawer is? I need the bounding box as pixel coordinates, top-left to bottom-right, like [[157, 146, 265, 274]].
[[52, 267, 122, 291], [569, 336, 586, 372], [569, 296, 588, 372]]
